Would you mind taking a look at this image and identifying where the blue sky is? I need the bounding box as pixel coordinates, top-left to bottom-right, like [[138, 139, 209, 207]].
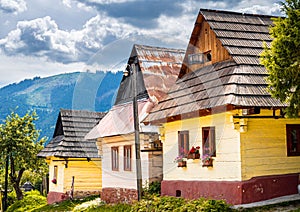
[[0, 0, 283, 87]]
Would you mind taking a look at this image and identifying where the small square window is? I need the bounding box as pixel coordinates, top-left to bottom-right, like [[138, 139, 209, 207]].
[[286, 125, 300, 156]]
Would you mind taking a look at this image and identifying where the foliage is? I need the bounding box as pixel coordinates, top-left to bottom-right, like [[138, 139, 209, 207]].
[[0, 111, 47, 200], [7, 191, 17, 208], [131, 195, 186, 212], [131, 196, 234, 212], [6, 190, 47, 212], [85, 203, 132, 212], [260, 0, 300, 117], [143, 181, 161, 198]]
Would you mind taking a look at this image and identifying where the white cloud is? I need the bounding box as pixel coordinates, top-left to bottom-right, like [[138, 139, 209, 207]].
[[0, 0, 27, 14], [0, 54, 85, 87]]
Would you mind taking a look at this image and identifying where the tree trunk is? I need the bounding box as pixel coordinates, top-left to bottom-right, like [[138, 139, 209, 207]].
[[9, 156, 25, 200]]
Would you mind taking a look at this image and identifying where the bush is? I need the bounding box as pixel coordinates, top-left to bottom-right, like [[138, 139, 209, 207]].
[[131, 196, 233, 212], [6, 190, 47, 212], [131, 196, 186, 212], [143, 181, 161, 196]]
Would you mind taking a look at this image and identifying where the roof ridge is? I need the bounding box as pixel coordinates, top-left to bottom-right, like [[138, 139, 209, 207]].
[[199, 8, 279, 18], [134, 44, 185, 53]]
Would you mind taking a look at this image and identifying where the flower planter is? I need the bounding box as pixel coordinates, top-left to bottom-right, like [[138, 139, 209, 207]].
[[187, 153, 200, 159], [202, 158, 213, 167], [177, 161, 187, 167]]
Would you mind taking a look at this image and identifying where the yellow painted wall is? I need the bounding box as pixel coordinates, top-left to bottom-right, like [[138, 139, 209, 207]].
[[63, 160, 102, 192], [163, 112, 242, 181], [48, 157, 101, 193], [240, 109, 300, 180]]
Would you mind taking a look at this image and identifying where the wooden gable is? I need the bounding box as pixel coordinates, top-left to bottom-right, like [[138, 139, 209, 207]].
[[179, 13, 231, 78], [145, 9, 285, 124]]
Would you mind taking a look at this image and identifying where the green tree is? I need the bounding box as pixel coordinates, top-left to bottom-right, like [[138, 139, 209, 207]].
[[260, 0, 300, 117], [0, 111, 47, 200]]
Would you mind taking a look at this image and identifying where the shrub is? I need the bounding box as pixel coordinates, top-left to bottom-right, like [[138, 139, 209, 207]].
[[142, 181, 161, 199], [131, 195, 186, 212], [6, 190, 47, 212], [131, 196, 233, 212]]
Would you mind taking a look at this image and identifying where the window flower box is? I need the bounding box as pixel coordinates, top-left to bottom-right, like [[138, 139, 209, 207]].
[[174, 155, 187, 168], [202, 154, 213, 167], [177, 161, 187, 167]]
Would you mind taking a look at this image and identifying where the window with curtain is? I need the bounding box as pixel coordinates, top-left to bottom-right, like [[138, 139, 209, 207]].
[[111, 147, 119, 171], [202, 127, 216, 157], [124, 145, 132, 171], [178, 131, 189, 156]]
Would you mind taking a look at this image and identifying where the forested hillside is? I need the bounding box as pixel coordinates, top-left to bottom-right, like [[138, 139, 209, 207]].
[[0, 71, 123, 141]]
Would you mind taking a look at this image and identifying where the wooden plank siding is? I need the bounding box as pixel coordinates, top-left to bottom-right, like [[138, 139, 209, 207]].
[[63, 160, 102, 191], [240, 110, 300, 180]]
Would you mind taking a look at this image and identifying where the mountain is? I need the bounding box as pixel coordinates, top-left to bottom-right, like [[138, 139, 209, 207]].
[[0, 71, 123, 141]]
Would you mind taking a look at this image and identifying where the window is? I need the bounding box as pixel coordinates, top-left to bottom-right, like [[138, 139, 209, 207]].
[[53, 165, 58, 180], [178, 131, 189, 156], [111, 147, 119, 171], [287, 125, 300, 156], [124, 145, 132, 171], [202, 127, 216, 157]]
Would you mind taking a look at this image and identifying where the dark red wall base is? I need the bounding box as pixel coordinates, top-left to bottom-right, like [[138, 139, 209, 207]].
[[102, 187, 137, 204], [161, 173, 298, 205], [47, 191, 69, 204]]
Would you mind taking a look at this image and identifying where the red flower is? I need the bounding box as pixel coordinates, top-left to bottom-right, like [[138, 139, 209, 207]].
[[52, 179, 57, 184]]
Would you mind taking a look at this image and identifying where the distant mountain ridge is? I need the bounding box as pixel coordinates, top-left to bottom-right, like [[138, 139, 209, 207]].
[[0, 71, 123, 140]]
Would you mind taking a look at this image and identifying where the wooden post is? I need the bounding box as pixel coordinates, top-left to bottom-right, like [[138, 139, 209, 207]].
[[70, 176, 74, 200], [132, 58, 142, 201]]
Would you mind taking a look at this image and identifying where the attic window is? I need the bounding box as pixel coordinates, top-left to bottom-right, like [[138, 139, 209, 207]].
[[188, 51, 211, 65]]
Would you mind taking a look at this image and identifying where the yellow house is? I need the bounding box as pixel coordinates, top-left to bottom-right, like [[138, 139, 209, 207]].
[[145, 9, 300, 205], [38, 109, 105, 204], [86, 44, 185, 203]]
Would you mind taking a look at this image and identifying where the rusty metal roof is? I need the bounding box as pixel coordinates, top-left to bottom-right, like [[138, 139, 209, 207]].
[[115, 44, 185, 105], [87, 44, 184, 138], [37, 109, 105, 158], [145, 9, 285, 123]]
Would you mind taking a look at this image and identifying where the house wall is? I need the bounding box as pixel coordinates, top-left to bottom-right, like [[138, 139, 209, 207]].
[[63, 160, 102, 197], [240, 109, 300, 180], [100, 134, 150, 203], [162, 109, 300, 204], [162, 112, 241, 182], [237, 109, 300, 203], [46, 157, 101, 204]]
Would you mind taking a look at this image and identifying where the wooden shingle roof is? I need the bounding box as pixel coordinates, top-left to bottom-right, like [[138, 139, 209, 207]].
[[145, 9, 285, 124], [38, 109, 106, 158]]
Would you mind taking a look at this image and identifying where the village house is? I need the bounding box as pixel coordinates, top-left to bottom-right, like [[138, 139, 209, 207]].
[[38, 109, 105, 204], [85, 44, 185, 203], [145, 9, 300, 205]]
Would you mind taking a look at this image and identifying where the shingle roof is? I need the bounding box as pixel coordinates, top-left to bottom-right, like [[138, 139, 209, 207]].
[[145, 9, 285, 123], [37, 109, 105, 158]]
